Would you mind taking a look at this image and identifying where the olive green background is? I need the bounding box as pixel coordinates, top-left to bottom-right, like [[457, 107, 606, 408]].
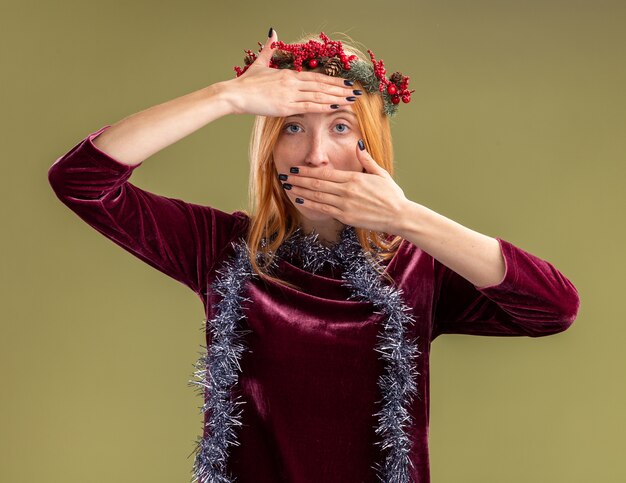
[[2, 0, 624, 481]]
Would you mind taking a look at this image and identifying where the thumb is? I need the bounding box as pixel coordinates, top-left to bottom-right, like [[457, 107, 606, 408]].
[[356, 139, 384, 175], [256, 27, 278, 66]]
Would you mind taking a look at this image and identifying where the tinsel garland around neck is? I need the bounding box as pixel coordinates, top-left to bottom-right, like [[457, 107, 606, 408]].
[[188, 224, 422, 483]]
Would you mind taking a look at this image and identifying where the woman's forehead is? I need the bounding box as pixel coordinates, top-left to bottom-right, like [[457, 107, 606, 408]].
[[285, 108, 356, 120]]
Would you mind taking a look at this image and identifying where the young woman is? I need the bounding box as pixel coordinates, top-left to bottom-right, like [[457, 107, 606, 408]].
[[48, 28, 580, 483]]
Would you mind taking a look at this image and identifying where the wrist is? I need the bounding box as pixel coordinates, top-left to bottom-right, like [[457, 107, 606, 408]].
[[211, 78, 243, 116], [393, 199, 424, 240]]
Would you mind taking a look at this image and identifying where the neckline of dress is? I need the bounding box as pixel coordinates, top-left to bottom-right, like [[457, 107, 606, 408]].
[[272, 224, 384, 275]]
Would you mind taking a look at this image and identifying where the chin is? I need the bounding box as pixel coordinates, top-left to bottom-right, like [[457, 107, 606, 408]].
[[296, 205, 334, 222]]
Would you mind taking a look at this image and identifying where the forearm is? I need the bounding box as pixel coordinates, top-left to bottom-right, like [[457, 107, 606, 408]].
[[91, 80, 237, 166], [395, 200, 506, 289]]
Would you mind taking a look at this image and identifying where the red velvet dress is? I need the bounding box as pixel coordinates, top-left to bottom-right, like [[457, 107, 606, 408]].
[[48, 125, 581, 483]]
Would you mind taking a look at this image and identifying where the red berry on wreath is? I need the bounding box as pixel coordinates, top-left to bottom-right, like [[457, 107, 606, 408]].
[[308, 58, 319, 68], [391, 95, 401, 105], [402, 94, 411, 103], [387, 84, 398, 95]]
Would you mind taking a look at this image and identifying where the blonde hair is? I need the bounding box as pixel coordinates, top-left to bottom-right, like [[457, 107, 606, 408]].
[[239, 32, 403, 290]]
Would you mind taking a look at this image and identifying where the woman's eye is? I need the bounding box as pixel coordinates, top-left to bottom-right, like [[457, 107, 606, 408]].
[[284, 124, 302, 134], [334, 123, 349, 133]]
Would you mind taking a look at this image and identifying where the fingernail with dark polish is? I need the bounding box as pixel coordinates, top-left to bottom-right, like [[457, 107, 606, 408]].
[[330, 104, 339, 109], [358, 139, 365, 151], [344, 80, 354, 86], [346, 96, 357, 102], [290, 167, 299, 173], [353, 90, 362, 95], [296, 198, 304, 204], [278, 173, 288, 181], [268, 27, 273, 38], [282, 183, 292, 190]]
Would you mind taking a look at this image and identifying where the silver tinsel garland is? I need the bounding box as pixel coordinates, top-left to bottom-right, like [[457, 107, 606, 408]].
[[188, 225, 422, 482]]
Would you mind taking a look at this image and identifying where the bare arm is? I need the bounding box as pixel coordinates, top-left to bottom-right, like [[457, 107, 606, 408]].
[[91, 82, 234, 167], [91, 29, 357, 167], [396, 200, 506, 289]]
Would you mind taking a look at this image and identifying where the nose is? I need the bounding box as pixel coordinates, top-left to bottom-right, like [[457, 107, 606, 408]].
[[303, 130, 329, 168]]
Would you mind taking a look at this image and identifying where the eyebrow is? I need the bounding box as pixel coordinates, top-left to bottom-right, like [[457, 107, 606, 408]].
[[287, 109, 357, 119]]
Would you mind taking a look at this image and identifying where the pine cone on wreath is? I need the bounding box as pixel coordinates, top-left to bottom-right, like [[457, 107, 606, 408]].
[[324, 57, 343, 76], [271, 50, 295, 65], [390, 72, 403, 85]]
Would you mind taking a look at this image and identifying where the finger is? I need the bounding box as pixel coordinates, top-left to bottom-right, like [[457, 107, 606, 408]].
[[257, 28, 278, 65], [291, 70, 357, 90], [289, 193, 343, 218], [286, 184, 344, 208], [284, 100, 358, 114], [293, 91, 360, 108], [356, 140, 387, 176], [297, 79, 361, 99], [283, 177, 344, 197], [288, 166, 354, 184]]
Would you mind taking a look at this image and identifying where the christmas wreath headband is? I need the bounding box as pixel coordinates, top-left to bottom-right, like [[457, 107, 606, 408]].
[[234, 32, 415, 117]]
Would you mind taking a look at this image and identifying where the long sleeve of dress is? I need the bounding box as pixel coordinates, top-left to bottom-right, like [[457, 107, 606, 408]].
[[431, 237, 581, 339], [48, 125, 249, 295]]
